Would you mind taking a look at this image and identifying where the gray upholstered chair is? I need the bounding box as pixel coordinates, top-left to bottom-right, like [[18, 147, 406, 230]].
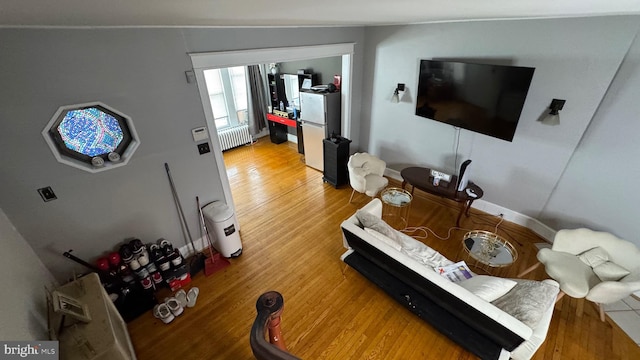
[[519, 228, 640, 321], [347, 152, 388, 203]]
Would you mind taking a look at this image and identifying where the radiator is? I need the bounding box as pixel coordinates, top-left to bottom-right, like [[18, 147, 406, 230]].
[[217, 124, 252, 151]]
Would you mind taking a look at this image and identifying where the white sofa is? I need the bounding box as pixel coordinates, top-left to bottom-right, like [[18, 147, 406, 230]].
[[340, 199, 559, 360]]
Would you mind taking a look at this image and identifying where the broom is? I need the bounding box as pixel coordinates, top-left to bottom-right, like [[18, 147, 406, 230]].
[[165, 163, 206, 276], [197, 196, 230, 276]]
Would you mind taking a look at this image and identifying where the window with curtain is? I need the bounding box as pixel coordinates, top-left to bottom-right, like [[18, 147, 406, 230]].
[[204, 67, 248, 130]]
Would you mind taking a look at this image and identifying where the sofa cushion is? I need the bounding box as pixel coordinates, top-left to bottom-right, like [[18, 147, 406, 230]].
[[491, 279, 558, 329], [578, 247, 609, 267], [459, 275, 517, 302], [592, 261, 630, 281]]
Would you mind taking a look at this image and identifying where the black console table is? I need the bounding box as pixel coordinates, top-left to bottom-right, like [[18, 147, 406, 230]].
[[266, 113, 296, 144], [400, 167, 483, 226]]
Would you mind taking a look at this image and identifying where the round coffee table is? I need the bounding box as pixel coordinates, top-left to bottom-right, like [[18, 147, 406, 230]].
[[380, 187, 412, 230], [461, 230, 517, 274]]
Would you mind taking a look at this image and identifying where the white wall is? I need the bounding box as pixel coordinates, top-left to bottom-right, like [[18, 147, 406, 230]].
[[0, 27, 364, 281], [359, 16, 640, 218], [540, 30, 640, 245], [0, 208, 56, 340]]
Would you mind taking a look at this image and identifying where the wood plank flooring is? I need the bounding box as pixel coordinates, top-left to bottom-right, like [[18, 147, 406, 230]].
[[127, 138, 640, 359]]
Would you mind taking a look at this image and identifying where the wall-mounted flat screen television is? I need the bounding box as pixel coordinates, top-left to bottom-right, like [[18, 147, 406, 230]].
[[415, 60, 535, 142]]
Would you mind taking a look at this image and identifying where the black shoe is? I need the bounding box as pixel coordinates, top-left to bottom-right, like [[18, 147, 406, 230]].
[[159, 239, 174, 257], [119, 244, 134, 263], [130, 238, 144, 255], [149, 244, 163, 263]]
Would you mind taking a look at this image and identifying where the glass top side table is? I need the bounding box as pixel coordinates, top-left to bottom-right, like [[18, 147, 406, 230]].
[[380, 187, 412, 230], [461, 230, 517, 274]]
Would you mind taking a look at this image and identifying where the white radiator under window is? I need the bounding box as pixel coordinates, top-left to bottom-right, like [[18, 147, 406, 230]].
[[217, 124, 252, 151]]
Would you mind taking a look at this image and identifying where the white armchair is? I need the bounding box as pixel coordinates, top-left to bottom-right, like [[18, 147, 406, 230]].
[[520, 228, 640, 321], [347, 152, 389, 203]]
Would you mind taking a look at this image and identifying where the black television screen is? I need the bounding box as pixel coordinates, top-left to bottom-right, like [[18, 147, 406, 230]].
[[415, 60, 535, 142]]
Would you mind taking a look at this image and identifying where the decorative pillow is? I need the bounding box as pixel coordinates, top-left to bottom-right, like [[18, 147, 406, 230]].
[[592, 261, 630, 281], [458, 275, 517, 302], [364, 228, 402, 251], [491, 279, 558, 329], [578, 247, 609, 268]]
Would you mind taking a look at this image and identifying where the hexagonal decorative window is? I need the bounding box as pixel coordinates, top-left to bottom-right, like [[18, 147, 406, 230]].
[[42, 102, 140, 173]]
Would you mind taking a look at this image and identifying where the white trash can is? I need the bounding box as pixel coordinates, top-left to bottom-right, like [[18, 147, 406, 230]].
[[202, 200, 243, 258]]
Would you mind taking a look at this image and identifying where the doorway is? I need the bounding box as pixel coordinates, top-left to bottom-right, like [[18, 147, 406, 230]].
[[189, 43, 355, 216]]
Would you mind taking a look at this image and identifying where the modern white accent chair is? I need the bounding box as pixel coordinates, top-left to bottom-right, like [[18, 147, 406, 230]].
[[347, 152, 389, 203], [519, 228, 640, 321]]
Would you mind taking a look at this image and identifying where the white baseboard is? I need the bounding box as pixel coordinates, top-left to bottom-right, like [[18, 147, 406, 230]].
[[176, 235, 211, 259], [287, 134, 298, 144], [385, 168, 556, 243]]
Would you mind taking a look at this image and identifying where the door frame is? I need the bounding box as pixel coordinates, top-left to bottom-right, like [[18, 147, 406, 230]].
[[189, 43, 355, 215]]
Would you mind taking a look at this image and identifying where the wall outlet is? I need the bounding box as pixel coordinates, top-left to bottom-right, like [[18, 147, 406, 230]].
[[197, 142, 211, 155], [38, 186, 57, 202]]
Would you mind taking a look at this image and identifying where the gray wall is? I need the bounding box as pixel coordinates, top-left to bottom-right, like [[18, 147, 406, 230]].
[[0, 27, 365, 281], [540, 31, 640, 245], [278, 56, 342, 85], [359, 16, 640, 218], [274, 56, 343, 135], [0, 208, 56, 340]]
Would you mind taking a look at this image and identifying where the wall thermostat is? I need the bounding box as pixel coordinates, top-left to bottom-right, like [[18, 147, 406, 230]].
[[192, 127, 209, 142]]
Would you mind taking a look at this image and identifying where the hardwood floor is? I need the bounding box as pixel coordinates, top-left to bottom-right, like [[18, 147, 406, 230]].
[[127, 138, 640, 359]]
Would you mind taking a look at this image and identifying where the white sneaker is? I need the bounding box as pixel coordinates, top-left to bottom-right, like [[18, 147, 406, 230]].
[[164, 297, 184, 316], [175, 289, 188, 308], [186, 287, 200, 308], [153, 303, 175, 324]]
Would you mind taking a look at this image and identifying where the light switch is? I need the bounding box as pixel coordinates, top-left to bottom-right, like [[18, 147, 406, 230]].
[[192, 127, 209, 142]]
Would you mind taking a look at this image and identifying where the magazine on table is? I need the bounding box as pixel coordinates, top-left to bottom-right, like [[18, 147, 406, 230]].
[[436, 261, 473, 282]]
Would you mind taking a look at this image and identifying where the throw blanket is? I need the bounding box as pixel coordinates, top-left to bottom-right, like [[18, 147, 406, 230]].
[[356, 210, 453, 269], [492, 279, 559, 328]]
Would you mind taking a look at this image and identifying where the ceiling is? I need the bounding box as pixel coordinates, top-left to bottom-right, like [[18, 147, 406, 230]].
[[1, 0, 639, 27]]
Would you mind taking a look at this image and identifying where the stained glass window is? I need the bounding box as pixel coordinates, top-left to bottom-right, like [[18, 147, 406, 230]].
[[57, 107, 124, 157], [43, 102, 139, 173]]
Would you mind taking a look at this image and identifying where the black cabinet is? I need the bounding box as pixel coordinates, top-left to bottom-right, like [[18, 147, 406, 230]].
[[323, 136, 351, 188], [268, 120, 288, 144]]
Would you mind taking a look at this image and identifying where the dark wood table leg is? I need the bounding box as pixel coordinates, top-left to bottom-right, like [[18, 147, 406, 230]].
[[465, 200, 475, 216], [456, 201, 466, 227]]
